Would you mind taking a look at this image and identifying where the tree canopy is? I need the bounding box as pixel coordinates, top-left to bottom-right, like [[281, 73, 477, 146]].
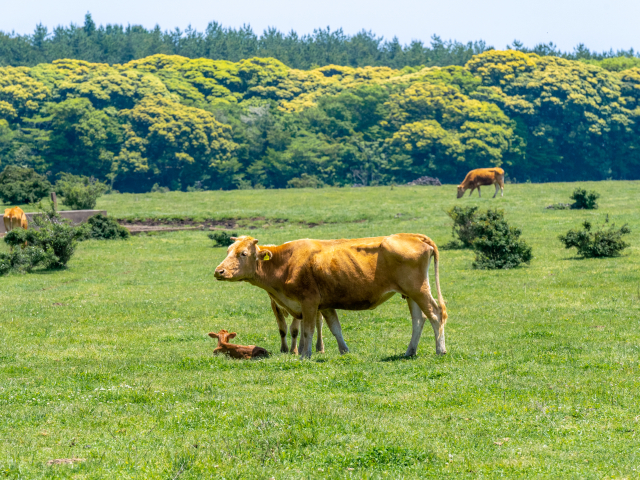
[[0, 49, 639, 191]]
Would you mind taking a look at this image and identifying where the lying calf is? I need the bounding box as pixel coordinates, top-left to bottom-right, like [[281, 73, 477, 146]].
[[208, 329, 269, 359]]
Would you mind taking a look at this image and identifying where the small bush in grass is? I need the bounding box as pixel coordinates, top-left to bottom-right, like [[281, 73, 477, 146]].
[[442, 206, 479, 249], [151, 183, 170, 193], [570, 188, 600, 209], [208, 231, 237, 247], [559, 218, 630, 258], [56, 173, 108, 210], [0, 246, 56, 275], [470, 209, 533, 269], [3, 204, 88, 270], [287, 174, 325, 189], [0, 165, 52, 204], [86, 214, 130, 240]]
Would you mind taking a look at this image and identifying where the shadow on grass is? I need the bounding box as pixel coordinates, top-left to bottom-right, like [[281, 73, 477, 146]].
[[380, 353, 417, 362]]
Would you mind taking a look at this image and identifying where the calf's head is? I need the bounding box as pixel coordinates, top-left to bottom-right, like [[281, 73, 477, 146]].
[[208, 329, 237, 345], [456, 185, 465, 199], [214, 236, 270, 281]]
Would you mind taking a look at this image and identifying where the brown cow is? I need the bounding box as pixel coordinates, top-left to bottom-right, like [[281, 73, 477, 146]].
[[457, 168, 505, 199], [214, 234, 447, 359], [3, 206, 28, 232], [271, 298, 324, 354], [208, 329, 270, 359]]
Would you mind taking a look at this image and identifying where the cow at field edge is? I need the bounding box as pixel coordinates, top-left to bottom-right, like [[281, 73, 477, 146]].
[[214, 234, 447, 359], [208, 329, 269, 359], [271, 297, 324, 354], [457, 168, 505, 198], [3, 206, 28, 232]]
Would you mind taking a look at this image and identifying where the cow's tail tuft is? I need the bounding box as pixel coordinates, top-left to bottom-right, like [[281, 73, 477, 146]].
[[423, 237, 447, 321]]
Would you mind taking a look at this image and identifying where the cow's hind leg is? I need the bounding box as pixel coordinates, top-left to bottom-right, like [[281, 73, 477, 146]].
[[410, 294, 446, 355], [477, 186, 481, 197], [405, 298, 426, 357], [315, 312, 325, 353], [321, 308, 350, 354]]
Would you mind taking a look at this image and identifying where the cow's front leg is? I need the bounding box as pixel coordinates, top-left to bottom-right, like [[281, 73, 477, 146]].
[[477, 186, 481, 197], [289, 318, 300, 354], [321, 308, 349, 354], [315, 312, 325, 353], [299, 304, 318, 359], [270, 299, 289, 353], [493, 183, 499, 198]]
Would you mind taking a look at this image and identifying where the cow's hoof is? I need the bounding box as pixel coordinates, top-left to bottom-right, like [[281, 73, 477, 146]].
[[280, 347, 289, 353], [290, 349, 298, 355]]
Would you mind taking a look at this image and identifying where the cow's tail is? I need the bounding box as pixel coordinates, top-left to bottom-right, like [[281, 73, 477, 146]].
[[423, 237, 447, 321]]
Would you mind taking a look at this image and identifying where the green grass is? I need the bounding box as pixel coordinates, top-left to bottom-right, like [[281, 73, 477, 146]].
[[1, 182, 640, 478]]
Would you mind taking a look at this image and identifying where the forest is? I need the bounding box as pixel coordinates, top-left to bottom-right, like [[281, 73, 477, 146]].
[[1, 41, 640, 191]]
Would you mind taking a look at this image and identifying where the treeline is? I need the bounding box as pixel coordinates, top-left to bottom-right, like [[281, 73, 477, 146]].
[[1, 50, 639, 192], [2, 14, 639, 70]]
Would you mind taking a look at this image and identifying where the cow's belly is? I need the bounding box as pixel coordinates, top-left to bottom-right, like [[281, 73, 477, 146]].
[[271, 294, 303, 319], [320, 291, 397, 311]]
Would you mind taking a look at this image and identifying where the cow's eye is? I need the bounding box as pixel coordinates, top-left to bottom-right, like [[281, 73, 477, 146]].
[[241, 251, 248, 257]]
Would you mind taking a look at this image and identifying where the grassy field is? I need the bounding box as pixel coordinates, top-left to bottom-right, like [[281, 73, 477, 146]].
[[1, 182, 640, 478]]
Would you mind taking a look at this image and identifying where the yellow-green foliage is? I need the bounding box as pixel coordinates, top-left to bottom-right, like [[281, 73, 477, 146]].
[[1, 51, 639, 191]]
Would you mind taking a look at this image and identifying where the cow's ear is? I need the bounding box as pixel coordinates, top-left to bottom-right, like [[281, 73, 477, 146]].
[[251, 239, 259, 245], [230, 237, 237, 241], [257, 249, 272, 261], [228, 332, 237, 340], [208, 332, 219, 338]]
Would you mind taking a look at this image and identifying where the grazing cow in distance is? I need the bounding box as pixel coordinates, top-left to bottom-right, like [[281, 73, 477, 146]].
[[271, 298, 324, 354], [208, 329, 270, 359], [457, 168, 505, 198], [3, 206, 28, 232], [214, 234, 447, 359]]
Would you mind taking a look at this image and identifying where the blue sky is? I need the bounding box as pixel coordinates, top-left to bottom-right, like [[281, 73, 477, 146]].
[[2, 0, 639, 52]]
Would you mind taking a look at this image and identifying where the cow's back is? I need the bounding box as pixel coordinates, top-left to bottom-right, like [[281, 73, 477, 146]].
[[465, 168, 504, 186]]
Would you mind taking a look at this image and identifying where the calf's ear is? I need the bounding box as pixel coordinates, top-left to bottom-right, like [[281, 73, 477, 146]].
[[228, 332, 237, 340], [208, 332, 219, 338]]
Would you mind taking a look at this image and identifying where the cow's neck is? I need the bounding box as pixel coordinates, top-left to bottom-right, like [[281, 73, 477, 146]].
[[249, 245, 290, 295]]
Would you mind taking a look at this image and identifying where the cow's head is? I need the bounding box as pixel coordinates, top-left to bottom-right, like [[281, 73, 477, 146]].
[[456, 185, 465, 199], [214, 236, 270, 281], [208, 329, 237, 344]]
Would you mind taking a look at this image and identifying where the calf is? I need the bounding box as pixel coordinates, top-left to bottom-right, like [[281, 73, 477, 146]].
[[457, 168, 505, 198], [208, 329, 269, 359]]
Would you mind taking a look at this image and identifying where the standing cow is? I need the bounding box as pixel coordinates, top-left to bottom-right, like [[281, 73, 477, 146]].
[[3, 206, 28, 232], [457, 168, 505, 199], [214, 234, 447, 359]]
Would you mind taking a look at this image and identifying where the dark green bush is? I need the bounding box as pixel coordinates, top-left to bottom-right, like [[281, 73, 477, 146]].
[[86, 214, 130, 240], [0, 246, 56, 275], [570, 188, 600, 209], [56, 173, 108, 210], [469, 209, 533, 269], [559, 218, 630, 258], [4, 206, 88, 269], [442, 206, 479, 249], [0, 165, 52, 204], [208, 231, 238, 247]]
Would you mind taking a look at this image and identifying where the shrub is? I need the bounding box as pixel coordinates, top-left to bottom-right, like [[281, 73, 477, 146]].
[[4, 205, 88, 269], [569, 188, 599, 209], [0, 246, 56, 275], [559, 218, 630, 258], [208, 231, 238, 247], [469, 209, 533, 269], [287, 174, 325, 189], [442, 206, 479, 249], [151, 183, 170, 193], [56, 173, 108, 210], [0, 165, 52, 204], [86, 214, 130, 240]]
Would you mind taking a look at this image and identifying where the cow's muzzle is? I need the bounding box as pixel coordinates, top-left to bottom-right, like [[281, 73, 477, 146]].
[[214, 268, 228, 280]]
